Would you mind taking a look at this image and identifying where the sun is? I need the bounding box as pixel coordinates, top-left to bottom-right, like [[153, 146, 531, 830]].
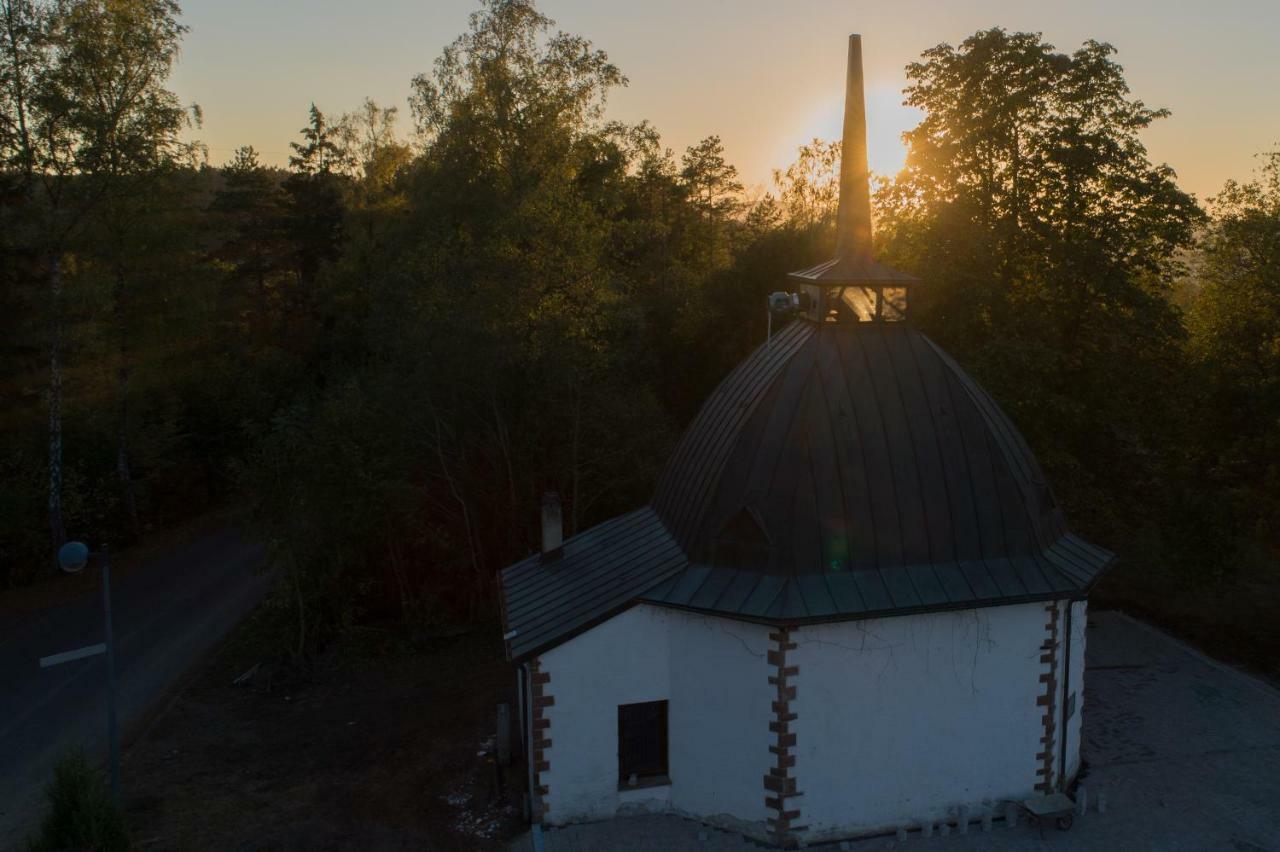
[[865, 83, 920, 177], [792, 83, 919, 179]]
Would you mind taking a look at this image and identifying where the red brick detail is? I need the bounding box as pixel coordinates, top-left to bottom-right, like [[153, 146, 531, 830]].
[[763, 775, 799, 795], [765, 628, 803, 847], [1034, 603, 1061, 793], [530, 658, 552, 820]]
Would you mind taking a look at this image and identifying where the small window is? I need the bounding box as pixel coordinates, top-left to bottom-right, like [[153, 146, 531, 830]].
[[618, 700, 668, 785], [881, 286, 908, 321], [841, 285, 877, 321]]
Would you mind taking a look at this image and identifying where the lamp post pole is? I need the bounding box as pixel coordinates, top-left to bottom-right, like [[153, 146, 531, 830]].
[[100, 544, 120, 800], [42, 540, 121, 802]]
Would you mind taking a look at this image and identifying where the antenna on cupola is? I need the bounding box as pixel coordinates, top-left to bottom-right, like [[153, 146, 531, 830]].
[[775, 33, 919, 328]]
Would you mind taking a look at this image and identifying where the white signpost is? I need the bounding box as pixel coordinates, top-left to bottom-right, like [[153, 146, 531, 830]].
[[41, 541, 120, 801]]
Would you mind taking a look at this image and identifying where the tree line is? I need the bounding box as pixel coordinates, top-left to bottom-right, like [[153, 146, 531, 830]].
[[2, 1, 1276, 660]]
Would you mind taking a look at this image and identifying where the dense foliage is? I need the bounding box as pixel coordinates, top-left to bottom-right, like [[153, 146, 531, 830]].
[[876, 28, 1206, 567], [1187, 150, 1280, 562], [2, 4, 1276, 661]]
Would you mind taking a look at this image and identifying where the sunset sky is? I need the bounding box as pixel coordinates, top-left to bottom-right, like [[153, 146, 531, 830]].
[[172, 0, 1280, 201]]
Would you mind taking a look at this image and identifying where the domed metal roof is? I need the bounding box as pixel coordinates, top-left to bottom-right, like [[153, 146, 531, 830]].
[[499, 318, 1112, 661], [636, 317, 1111, 624], [653, 319, 1066, 574]]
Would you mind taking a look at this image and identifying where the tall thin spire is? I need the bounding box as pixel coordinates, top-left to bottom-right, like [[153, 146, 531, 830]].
[[788, 34, 917, 307], [835, 34, 873, 261]]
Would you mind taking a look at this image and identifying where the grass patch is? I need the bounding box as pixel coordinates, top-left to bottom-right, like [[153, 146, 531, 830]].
[[27, 749, 129, 852]]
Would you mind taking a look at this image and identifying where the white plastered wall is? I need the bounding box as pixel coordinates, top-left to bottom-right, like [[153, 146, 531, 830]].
[[792, 601, 1062, 840], [537, 604, 774, 828], [536, 598, 1085, 840]]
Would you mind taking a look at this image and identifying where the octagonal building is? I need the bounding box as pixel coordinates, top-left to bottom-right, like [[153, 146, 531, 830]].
[[500, 33, 1112, 847]]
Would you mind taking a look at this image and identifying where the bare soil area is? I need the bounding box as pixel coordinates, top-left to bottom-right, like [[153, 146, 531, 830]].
[[120, 610, 525, 851]]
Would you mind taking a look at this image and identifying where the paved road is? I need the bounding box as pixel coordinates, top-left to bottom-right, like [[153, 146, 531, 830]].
[[515, 610, 1280, 852], [0, 527, 269, 848]]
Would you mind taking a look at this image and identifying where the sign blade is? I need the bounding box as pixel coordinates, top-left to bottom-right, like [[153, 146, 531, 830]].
[[39, 643, 106, 668]]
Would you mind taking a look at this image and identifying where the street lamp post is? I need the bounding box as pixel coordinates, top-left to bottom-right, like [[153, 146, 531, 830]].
[[41, 541, 121, 801]]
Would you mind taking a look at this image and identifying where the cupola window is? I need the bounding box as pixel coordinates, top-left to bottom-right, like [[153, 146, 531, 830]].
[[793, 282, 912, 324]]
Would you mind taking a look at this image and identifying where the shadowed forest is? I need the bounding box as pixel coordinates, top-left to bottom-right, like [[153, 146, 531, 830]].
[[2, 0, 1277, 670]]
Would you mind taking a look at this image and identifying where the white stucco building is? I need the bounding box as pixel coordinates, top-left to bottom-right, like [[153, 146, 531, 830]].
[[499, 34, 1112, 848]]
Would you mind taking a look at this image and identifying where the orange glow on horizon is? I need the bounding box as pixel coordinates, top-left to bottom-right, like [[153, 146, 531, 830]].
[[773, 83, 921, 187]]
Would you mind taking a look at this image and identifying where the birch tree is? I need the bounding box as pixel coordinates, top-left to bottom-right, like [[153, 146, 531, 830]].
[[0, 0, 192, 561]]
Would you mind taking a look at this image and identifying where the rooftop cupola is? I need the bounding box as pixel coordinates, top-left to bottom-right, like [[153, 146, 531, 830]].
[[788, 34, 919, 324]]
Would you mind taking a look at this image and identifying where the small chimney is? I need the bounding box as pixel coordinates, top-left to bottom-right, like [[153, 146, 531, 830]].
[[541, 492, 563, 560], [835, 34, 874, 261]]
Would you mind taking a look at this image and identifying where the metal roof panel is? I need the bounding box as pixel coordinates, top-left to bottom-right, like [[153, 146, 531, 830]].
[[502, 322, 1114, 657]]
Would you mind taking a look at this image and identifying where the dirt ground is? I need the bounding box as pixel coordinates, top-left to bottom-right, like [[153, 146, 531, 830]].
[[119, 610, 526, 851]]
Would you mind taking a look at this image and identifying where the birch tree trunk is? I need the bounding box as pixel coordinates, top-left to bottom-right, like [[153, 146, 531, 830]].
[[570, 382, 581, 537], [116, 365, 138, 531], [114, 266, 139, 533], [48, 254, 66, 568]]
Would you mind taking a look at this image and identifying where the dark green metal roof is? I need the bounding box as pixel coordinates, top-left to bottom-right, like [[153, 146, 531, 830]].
[[640, 534, 1109, 623], [499, 320, 1113, 662], [501, 508, 687, 661]]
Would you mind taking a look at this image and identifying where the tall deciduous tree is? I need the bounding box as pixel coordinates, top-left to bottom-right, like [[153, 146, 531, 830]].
[[772, 138, 841, 229], [404, 0, 648, 541], [1188, 149, 1280, 548], [0, 0, 42, 183], [0, 0, 192, 559], [875, 28, 1200, 537], [341, 97, 410, 190], [47, 0, 193, 532], [238, 0, 672, 652]]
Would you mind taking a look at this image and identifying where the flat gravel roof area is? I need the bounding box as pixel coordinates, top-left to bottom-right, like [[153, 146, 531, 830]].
[[513, 610, 1280, 852]]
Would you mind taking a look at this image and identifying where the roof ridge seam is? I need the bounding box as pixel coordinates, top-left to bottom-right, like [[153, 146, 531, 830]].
[[849, 324, 910, 575]]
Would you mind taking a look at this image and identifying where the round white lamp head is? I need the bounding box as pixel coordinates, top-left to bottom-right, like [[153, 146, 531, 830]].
[[58, 541, 90, 574]]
